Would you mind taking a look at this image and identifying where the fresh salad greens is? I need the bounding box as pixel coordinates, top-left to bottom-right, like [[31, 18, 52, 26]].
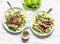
[[5, 8, 26, 31], [23, 0, 41, 9], [32, 11, 54, 34]]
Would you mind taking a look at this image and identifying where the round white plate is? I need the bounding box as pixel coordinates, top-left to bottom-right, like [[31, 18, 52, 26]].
[[30, 11, 55, 36], [3, 7, 27, 33]]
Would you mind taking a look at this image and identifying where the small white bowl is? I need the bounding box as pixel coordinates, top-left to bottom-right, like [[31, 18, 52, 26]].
[[3, 7, 27, 33], [21, 30, 29, 39], [30, 11, 55, 36]]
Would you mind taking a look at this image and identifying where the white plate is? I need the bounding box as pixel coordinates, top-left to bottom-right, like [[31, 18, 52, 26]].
[[3, 7, 27, 33], [30, 11, 55, 36]]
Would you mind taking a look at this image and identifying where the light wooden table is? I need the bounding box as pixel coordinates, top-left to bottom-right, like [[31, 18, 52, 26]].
[[0, 0, 60, 44]]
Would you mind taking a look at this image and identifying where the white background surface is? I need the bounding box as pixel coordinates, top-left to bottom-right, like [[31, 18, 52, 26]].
[[0, 0, 60, 44]]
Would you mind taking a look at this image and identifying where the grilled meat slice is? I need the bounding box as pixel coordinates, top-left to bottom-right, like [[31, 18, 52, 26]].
[[9, 15, 20, 25], [39, 19, 51, 30]]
